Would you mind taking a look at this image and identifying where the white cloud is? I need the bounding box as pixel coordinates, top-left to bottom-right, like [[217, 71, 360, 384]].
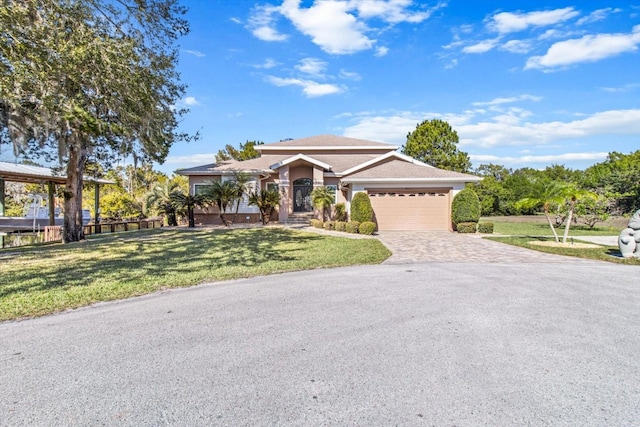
[[599, 83, 640, 93], [463, 38, 500, 54], [444, 58, 458, 69], [182, 96, 199, 106], [576, 8, 622, 26], [352, 0, 445, 24], [230, 17, 242, 24], [248, 4, 288, 42], [488, 7, 580, 34], [341, 108, 640, 150], [279, 0, 374, 54], [266, 76, 344, 97], [500, 39, 533, 54], [526, 25, 640, 70], [253, 58, 280, 69], [183, 50, 206, 57], [339, 69, 361, 80], [164, 153, 217, 165], [248, 0, 439, 55], [470, 152, 609, 166], [295, 58, 328, 77], [472, 94, 542, 107], [375, 46, 390, 57]]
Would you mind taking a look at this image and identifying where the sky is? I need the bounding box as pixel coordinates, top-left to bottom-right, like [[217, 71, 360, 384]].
[[10, 0, 640, 175]]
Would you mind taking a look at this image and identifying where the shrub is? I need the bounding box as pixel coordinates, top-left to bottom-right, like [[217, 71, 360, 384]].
[[351, 192, 373, 223], [334, 221, 346, 232], [359, 221, 376, 235], [346, 221, 360, 233], [477, 222, 494, 234], [452, 187, 481, 227], [334, 203, 347, 222], [310, 219, 322, 228], [456, 222, 477, 233], [323, 221, 335, 230]]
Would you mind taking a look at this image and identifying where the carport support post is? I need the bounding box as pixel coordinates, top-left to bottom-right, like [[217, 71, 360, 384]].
[[94, 181, 101, 233], [0, 178, 4, 217], [47, 181, 55, 226], [0, 179, 4, 249]]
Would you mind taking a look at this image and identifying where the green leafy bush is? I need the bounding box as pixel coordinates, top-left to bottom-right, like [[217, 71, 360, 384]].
[[334, 203, 347, 222], [351, 192, 373, 223], [334, 221, 346, 232], [456, 222, 477, 233], [309, 219, 322, 228], [323, 221, 335, 230], [477, 222, 494, 234], [452, 187, 481, 227], [359, 221, 376, 235], [346, 221, 360, 234]]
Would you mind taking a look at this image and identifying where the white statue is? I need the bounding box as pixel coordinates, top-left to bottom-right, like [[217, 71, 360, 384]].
[[619, 210, 640, 258]]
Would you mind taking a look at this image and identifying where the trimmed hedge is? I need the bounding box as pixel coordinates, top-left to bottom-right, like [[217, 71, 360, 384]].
[[334, 221, 347, 232], [350, 192, 373, 223], [452, 187, 481, 226], [359, 221, 376, 235], [346, 221, 360, 234], [334, 203, 347, 222], [478, 222, 494, 234], [456, 222, 477, 233], [310, 219, 323, 228], [323, 221, 335, 230]]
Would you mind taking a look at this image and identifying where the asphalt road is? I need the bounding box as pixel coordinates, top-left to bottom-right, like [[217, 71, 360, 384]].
[[2, 261, 640, 426]]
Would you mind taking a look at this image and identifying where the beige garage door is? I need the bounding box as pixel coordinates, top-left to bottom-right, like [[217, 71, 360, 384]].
[[367, 189, 451, 231]]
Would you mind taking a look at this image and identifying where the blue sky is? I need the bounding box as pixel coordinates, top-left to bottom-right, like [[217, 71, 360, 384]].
[[137, 1, 640, 173]]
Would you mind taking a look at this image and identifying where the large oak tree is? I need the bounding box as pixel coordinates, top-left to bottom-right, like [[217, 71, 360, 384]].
[[0, 0, 192, 242]]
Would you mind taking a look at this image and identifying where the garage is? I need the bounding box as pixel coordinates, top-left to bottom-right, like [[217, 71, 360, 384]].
[[367, 189, 451, 231]]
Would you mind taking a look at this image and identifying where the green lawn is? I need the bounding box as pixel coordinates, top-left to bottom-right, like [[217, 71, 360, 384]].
[[490, 220, 623, 237], [486, 236, 640, 265], [0, 227, 391, 321], [481, 217, 640, 264]]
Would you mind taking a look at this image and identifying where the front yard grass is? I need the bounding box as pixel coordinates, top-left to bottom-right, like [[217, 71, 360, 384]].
[[487, 236, 640, 265], [485, 217, 638, 264], [490, 220, 623, 237], [0, 227, 391, 321]]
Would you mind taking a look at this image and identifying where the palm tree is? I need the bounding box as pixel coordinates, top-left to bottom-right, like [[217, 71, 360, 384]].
[[170, 191, 206, 228], [248, 189, 281, 225], [311, 186, 335, 221], [146, 180, 181, 226], [206, 180, 237, 226], [561, 187, 597, 243], [516, 180, 570, 243], [230, 172, 252, 224]]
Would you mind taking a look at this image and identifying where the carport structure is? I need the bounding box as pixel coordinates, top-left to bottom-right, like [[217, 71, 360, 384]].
[[0, 161, 112, 226]]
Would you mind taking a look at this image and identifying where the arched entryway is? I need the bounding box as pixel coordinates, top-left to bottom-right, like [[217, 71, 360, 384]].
[[293, 178, 313, 212]]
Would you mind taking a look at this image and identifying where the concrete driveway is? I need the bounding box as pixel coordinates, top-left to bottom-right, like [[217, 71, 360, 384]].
[[2, 259, 639, 425]]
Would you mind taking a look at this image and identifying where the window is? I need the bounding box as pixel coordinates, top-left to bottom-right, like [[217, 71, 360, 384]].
[[326, 185, 337, 203], [267, 182, 279, 192], [194, 184, 214, 195]]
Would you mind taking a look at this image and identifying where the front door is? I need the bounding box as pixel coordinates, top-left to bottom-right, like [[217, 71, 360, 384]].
[[293, 178, 313, 212]]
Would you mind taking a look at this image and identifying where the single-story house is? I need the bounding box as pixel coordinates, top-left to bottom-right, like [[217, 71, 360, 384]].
[[177, 134, 481, 231]]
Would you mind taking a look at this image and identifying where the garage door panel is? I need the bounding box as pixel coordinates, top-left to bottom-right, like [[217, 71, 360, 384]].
[[368, 189, 450, 231]]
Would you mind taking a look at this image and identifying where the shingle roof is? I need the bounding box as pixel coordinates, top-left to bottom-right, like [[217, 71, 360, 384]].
[[343, 158, 481, 181], [257, 134, 397, 150], [177, 153, 382, 175]]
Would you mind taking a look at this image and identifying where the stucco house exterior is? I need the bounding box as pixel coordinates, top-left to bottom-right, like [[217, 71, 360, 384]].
[[177, 134, 481, 231]]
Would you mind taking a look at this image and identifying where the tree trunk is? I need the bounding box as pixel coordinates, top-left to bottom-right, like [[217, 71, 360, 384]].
[[63, 142, 87, 243], [543, 205, 559, 243], [188, 205, 195, 227], [562, 200, 576, 244]]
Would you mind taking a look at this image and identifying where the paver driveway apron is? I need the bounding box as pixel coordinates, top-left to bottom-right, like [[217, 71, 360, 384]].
[[376, 231, 592, 264]]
